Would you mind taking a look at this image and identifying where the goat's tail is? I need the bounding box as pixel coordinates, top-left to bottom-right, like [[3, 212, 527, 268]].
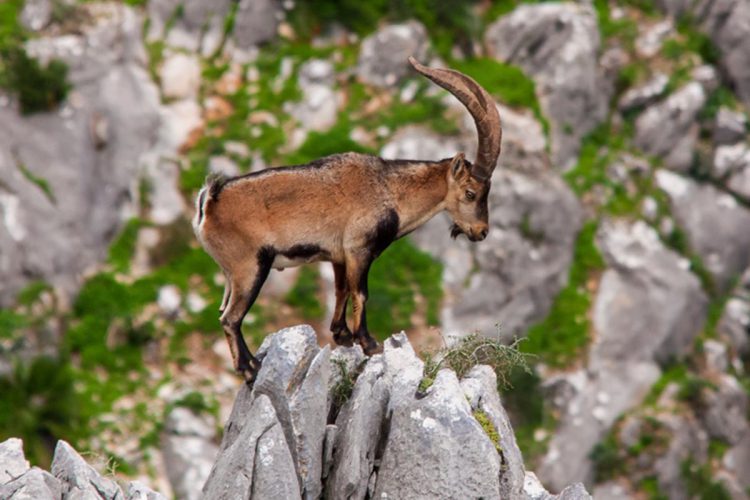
[[192, 173, 227, 235]]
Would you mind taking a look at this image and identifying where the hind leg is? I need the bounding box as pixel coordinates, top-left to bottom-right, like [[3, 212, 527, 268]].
[[330, 262, 354, 347], [219, 272, 231, 313], [219, 257, 272, 384], [345, 250, 381, 356]]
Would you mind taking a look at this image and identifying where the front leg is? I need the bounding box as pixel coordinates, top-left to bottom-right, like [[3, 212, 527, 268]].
[[345, 250, 382, 356], [330, 262, 354, 347]]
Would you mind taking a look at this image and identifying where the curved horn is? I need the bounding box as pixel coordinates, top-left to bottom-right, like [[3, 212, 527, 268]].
[[408, 56, 502, 181]]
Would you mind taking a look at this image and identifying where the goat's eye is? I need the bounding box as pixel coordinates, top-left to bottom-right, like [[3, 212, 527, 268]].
[[465, 190, 476, 201]]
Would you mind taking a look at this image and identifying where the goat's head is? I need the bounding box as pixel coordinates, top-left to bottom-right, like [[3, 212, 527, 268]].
[[409, 57, 503, 242]]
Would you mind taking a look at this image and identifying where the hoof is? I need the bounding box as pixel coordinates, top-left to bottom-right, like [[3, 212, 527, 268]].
[[237, 360, 260, 386], [361, 337, 383, 356], [333, 330, 355, 347]]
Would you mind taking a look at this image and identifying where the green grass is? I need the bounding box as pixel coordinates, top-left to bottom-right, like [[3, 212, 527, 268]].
[[107, 218, 145, 274], [681, 459, 731, 500], [452, 57, 547, 135], [522, 222, 605, 367], [499, 365, 550, 461], [367, 238, 443, 338]]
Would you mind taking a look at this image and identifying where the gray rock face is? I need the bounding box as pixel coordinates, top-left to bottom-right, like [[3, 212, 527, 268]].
[[634, 82, 706, 171], [486, 3, 608, 169], [538, 220, 706, 490], [357, 21, 430, 88], [20, 0, 51, 31], [656, 170, 750, 292], [288, 59, 339, 133], [51, 440, 124, 499], [592, 220, 707, 365], [0, 467, 62, 500], [0, 4, 161, 306], [694, 0, 750, 109], [0, 438, 29, 484], [161, 407, 218, 500], [231, 0, 282, 50], [714, 107, 748, 145], [461, 366, 525, 499], [618, 73, 669, 112], [713, 142, 750, 202], [147, 0, 232, 54], [374, 369, 502, 499], [126, 481, 167, 500], [717, 267, 750, 354], [701, 374, 749, 445]]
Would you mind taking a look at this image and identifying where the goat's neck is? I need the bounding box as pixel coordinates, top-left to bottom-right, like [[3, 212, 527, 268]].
[[387, 160, 450, 237]]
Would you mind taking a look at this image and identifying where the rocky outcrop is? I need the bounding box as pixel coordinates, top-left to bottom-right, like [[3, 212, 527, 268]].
[[485, 3, 608, 169], [357, 21, 430, 88], [537, 220, 707, 490], [0, 439, 164, 500], [693, 0, 750, 109], [634, 82, 706, 171], [0, 326, 593, 500], [147, 0, 232, 55], [0, 3, 161, 306], [656, 170, 750, 292]]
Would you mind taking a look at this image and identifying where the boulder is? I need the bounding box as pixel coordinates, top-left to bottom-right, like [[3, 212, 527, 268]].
[[693, 0, 750, 109], [160, 53, 201, 100], [0, 467, 62, 500], [161, 407, 218, 500], [700, 374, 749, 445], [486, 3, 608, 169], [357, 21, 430, 88], [656, 170, 750, 292], [714, 107, 747, 145], [618, 73, 668, 112], [288, 59, 339, 132], [147, 0, 233, 54], [592, 220, 707, 365], [20, 0, 51, 32], [51, 440, 124, 499], [126, 481, 168, 500], [634, 82, 706, 171], [231, 0, 282, 51], [373, 370, 502, 499], [717, 267, 750, 354], [0, 4, 161, 306], [0, 438, 29, 485]]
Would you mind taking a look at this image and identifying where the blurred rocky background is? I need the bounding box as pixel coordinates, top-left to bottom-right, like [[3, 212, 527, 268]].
[[0, 0, 749, 498]]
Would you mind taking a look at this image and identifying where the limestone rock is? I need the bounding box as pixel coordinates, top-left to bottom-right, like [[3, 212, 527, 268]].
[[288, 59, 339, 132], [714, 107, 747, 145], [694, 0, 750, 109], [618, 73, 668, 112], [635, 82, 706, 171], [592, 220, 708, 364], [126, 481, 167, 500], [374, 369, 502, 499], [147, 0, 232, 54], [357, 21, 430, 88], [202, 394, 300, 500], [0, 438, 29, 485], [486, 3, 608, 169], [161, 407, 218, 500], [0, 4, 161, 306], [0, 467, 62, 500], [656, 170, 750, 291], [461, 366, 525, 499], [51, 440, 124, 499], [231, 0, 281, 50], [20, 0, 51, 32], [700, 374, 749, 445], [717, 267, 750, 354], [160, 53, 201, 100]]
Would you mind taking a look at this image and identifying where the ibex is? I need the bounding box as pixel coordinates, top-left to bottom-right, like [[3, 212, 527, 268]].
[[193, 57, 502, 384]]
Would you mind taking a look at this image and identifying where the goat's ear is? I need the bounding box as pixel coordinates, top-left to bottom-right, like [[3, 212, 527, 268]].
[[449, 153, 468, 179]]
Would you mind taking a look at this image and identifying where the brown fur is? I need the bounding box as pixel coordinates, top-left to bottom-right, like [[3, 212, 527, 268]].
[[193, 59, 501, 385]]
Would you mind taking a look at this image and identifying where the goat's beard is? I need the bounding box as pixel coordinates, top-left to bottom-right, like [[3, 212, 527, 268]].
[[450, 224, 464, 239]]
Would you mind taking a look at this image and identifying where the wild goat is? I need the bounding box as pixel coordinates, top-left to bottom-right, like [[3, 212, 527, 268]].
[[193, 57, 502, 384]]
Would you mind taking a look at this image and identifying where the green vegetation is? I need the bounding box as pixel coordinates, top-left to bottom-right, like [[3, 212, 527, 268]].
[[288, 0, 480, 56], [0, 357, 85, 467], [18, 163, 55, 203], [522, 222, 605, 367], [590, 433, 622, 482], [368, 238, 443, 338], [473, 409, 502, 454], [107, 219, 145, 274], [330, 358, 359, 417], [681, 459, 731, 500], [500, 365, 550, 461]]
